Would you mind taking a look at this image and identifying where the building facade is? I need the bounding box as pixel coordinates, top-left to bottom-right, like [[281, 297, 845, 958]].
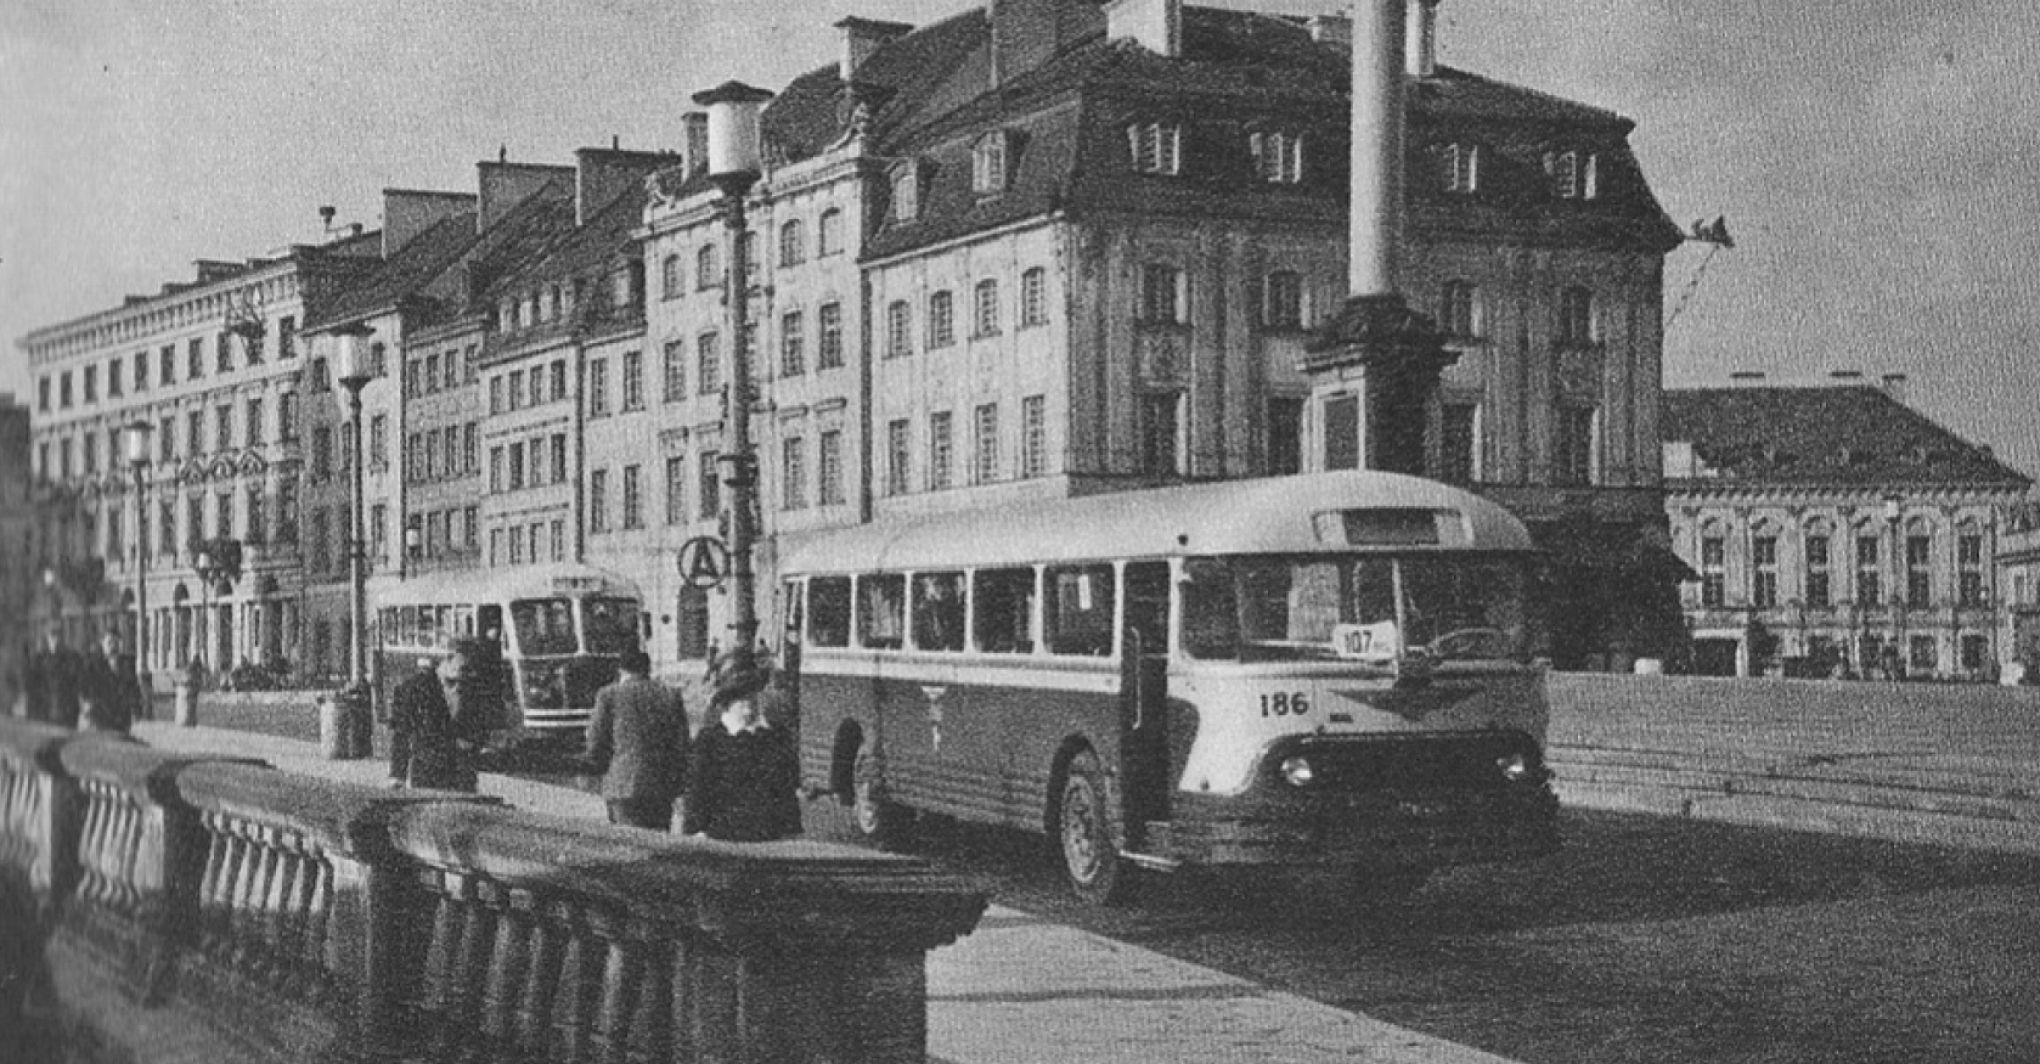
[[20, 239, 380, 685], [1994, 499, 2040, 679], [1664, 379, 2031, 679]]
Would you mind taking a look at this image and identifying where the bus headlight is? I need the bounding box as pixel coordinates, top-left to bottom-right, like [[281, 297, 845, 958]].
[[1280, 756, 1315, 788], [1497, 751, 1533, 782]]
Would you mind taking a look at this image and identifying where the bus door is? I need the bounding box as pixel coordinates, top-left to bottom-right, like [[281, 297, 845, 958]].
[[779, 581, 803, 751], [1121, 561, 1172, 843]]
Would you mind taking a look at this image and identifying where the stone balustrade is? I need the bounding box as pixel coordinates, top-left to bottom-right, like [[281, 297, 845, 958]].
[[0, 718, 989, 1064]]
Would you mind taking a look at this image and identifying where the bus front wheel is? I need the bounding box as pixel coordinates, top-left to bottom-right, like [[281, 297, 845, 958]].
[[853, 744, 909, 850], [1056, 750, 1133, 905]]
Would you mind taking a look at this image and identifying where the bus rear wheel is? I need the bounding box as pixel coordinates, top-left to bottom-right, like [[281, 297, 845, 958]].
[[1056, 750, 1133, 906], [853, 744, 909, 850]]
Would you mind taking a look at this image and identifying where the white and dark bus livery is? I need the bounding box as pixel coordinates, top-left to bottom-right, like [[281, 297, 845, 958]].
[[779, 470, 1560, 902], [374, 564, 645, 741]]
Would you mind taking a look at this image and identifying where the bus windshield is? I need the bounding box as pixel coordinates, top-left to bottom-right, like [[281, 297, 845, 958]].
[[581, 597, 641, 655], [511, 598, 578, 656], [1182, 555, 1529, 663]]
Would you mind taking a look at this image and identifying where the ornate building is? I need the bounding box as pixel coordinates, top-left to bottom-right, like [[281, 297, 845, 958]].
[[1664, 377, 2031, 679]]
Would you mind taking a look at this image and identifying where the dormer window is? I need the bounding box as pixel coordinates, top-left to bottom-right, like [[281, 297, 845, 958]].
[[1250, 130, 1303, 184], [972, 131, 1013, 195], [890, 161, 923, 223], [1440, 142, 1480, 193], [1127, 122, 1181, 175], [1441, 280, 1483, 339], [1545, 150, 1600, 200]]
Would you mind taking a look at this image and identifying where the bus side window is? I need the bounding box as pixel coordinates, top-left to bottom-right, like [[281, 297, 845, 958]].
[[399, 607, 418, 648], [972, 568, 1035, 654], [1045, 564, 1115, 657], [857, 574, 905, 650], [808, 577, 852, 648], [911, 572, 966, 652]]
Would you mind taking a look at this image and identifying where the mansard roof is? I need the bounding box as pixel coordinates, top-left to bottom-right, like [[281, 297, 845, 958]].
[[763, 3, 1680, 261], [308, 209, 482, 330], [1663, 386, 2031, 490]]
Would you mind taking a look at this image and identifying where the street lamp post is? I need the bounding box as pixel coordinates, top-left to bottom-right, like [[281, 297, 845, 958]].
[[125, 421, 153, 700], [41, 566, 57, 644], [694, 80, 775, 680], [194, 548, 215, 674], [331, 333, 375, 758], [1885, 494, 1904, 677]]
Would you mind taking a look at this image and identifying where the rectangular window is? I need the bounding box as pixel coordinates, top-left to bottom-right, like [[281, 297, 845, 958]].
[[1554, 407, 1596, 486], [663, 340, 687, 402], [1961, 633, 1988, 673], [1261, 270, 1304, 329], [160, 346, 175, 387], [1442, 142, 1480, 193], [159, 416, 176, 462], [489, 446, 504, 491], [279, 316, 296, 359], [1138, 264, 1186, 324], [807, 577, 852, 648], [621, 350, 644, 411], [1906, 534, 1932, 608], [190, 409, 209, 454], [1126, 122, 1181, 175], [1908, 634, 1937, 674], [1322, 393, 1359, 472], [216, 332, 233, 373], [551, 360, 567, 401], [857, 573, 906, 650], [279, 392, 298, 443], [589, 469, 609, 533], [588, 359, 610, 417], [781, 437, 806, 510], [160, 500, 177, 554], [819, 429, 844, 506], [929, 412, 954, 491], [886, 419, 910, 496], [106, 359, 122, 398], [972, 568, 1036, 654], [817, 302, 844, 369], [780, 311, 805, 376], [508, 441, 526, 490], [216, 490, 235, 540], [1701, 537, 1726, 609], [622, 464, 643, 529], [1752, 535, 1779, 609], [1805, 535, 1831, 608], [1022, 395, 1047, 479], [1045, 564, 1116, 656], [551, 433, 567, 483], [666, 456, 687, 525], [1020, 267, 1048, 328], [1856, 535, 1882, 606], [885, 301, 912, 358], [973, 279, 1000, 338], [697, 332, 721, 396], [698, 450, 721, 521], [507, 369, 524, 411], [1140, 392, 1182, 476], [509, 523, 526, 564], [1439, 403, 1478, 485], [973, 403, 999, 484], [1557, 287, 1595, 347], [134, 351, 148, 391], [465, 506, 478, 550], [972, 132, 1008, 194], [424, 354, 440, 394], [81, 366, 95, 405], [927, 291, 954, 349], [911, 572, 966, 652], [1958, 533, 1984, 607], [188, 337, 204, 379], [1250, 130, 1303, 184], [489, 375, 504, 414]]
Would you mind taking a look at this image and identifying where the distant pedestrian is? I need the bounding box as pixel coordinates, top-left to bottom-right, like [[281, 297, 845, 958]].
[[585, 649, 689, 830], [388, 640, 490, 792], [25, 631, 82, 728], [682, 665, 802, 843], [78, 634, 139, 735]]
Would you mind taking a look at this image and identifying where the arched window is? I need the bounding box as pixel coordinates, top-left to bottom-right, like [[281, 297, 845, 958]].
[[926, 291, 954, 349], [1802, 519, 1834, 608], [661, 254, 682, 299], [818, 208, 843, 256], [1556, 286, 1595, 347], [1698, 522, 1727, 609], [1262, 270, 1304, 329], [885, 300, 912, 359], [973, 279, 1000, 337], [696, 243, 720, 290], [1441, 280, 1482, 339], [1019, 267, 1048, 328], [779, 219, 806, 268]]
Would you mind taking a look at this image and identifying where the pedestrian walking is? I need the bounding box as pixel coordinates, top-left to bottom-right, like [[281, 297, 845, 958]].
[[78, 634, 139, 735], [682, 665, 802, 843], [585, 648, 689, 831], [387, 639, 491, 792], [25, 631, 82, 728]]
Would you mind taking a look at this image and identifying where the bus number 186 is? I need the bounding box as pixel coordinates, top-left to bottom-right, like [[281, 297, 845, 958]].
[[1260, 691, 1310, 717]]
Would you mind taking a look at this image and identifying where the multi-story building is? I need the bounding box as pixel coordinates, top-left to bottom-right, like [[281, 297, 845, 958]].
[[1, 395, 32, 712], [20, 237, 380, 685], [1663, 376, 2031, 679], [623, 0, 1685, 671], [1991, 499, 2040, 679]]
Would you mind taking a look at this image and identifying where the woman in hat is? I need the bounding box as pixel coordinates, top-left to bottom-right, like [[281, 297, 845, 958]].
[[682, 665, 802, 842]]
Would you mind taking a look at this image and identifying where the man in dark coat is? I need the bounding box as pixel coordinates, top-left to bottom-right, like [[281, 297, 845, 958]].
[[585, 648, 689, 830], [387, 640, 487, 792], [25, 631, 82, 727], [78, 634, 139, 734], [682, 666, 802, 842]]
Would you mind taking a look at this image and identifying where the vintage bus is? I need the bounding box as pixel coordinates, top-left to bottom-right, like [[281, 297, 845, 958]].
[[778, 470, 1560, 903], [373, 564, 645, 742]]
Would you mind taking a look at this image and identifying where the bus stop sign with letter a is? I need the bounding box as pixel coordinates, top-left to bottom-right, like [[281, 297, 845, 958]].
[[679, 536, 731, 590]]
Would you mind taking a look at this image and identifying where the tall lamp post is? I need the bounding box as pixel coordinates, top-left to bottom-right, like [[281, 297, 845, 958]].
[[694, 80, 775, 679], [1884, 494, 1904, 677], [125, 421, 153, 698], [41, 566, 57, 643], [193, 548, 215, 674], [332, 333, 375, 758]]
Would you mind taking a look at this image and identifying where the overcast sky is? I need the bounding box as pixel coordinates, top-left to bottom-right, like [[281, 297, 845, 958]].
[[4, 0, 2036, 475]]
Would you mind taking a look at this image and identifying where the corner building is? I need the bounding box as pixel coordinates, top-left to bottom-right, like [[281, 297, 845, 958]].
[[623, 0, 1684, 672]]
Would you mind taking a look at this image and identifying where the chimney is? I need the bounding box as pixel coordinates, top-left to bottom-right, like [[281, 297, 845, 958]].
[[1880, 372, 1909, 405], [682, 112, 710, 178], [1309, 13, 1352, 46], [837, 16, 913, 81], [989, 0, 1102, 85], [1104, 0, 1181, 58], [1350, 0, 1405, 297], [1405, 0, 1440, 78], [574, 147, 660, 226], [382, 189, 475, 259]]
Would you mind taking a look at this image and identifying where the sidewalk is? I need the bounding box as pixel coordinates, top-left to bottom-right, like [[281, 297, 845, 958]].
[[131, 722, 1518, 1064]]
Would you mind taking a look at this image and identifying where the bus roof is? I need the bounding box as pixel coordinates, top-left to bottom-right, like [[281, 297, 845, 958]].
[[780, 471, 1535, 576], [374, 562, 643, 609]]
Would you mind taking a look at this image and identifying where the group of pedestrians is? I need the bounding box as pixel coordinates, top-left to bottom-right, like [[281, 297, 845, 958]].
[[385, 639, 800, 843], [18, 631, 146, 734]]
